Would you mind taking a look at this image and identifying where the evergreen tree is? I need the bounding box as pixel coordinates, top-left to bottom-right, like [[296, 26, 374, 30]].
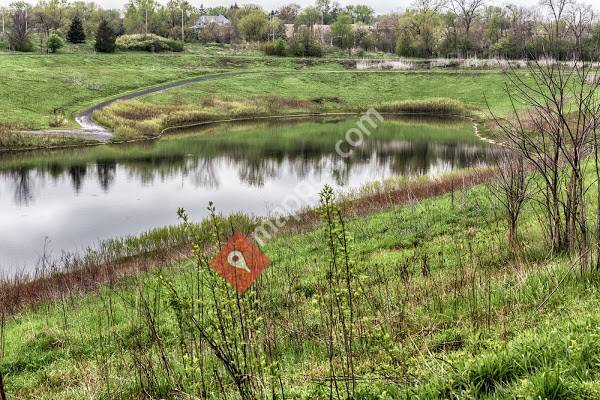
[[95, 19, 116, 53], [66, 15, 86, 44]]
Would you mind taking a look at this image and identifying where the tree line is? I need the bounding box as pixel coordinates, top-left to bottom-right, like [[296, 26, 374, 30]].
[[0, 0, 598, 58]]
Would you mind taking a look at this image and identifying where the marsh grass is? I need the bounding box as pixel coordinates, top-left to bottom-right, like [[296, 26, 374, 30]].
[[0, 213, 258, 316], [376, 97, 478, 116], [95, 95, 477, 141], [0, 122, 91, 151], [93, 96, 326, 140]]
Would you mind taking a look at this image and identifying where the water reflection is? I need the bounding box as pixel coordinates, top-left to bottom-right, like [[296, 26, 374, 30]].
[[1, 144, 493, 204], [69, 165, 87, 193], [0, 117, 497, 272]]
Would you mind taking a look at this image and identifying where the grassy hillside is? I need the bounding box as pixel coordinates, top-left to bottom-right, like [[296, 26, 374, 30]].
[[0, 48, 324, 131], [0, 47, 519, 150], [142, 70, 512, 114], [0, 51, 326, 149], [94, 70, 513, 140], [1, 170, 599, 399], [0, 48, 404, 133]]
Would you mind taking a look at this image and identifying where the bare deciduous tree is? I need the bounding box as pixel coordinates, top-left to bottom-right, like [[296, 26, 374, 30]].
[[489, 150, 530, 250], [7, 8, 32, 52], [412, 0, 447, 13], [539, 0, 573, 43], [449, 0, 485, 40], [490, 59, 600, 267], [588, 74, 600, 270], [567, 2, 594, 51]]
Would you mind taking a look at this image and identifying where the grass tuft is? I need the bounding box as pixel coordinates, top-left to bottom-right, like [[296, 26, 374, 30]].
[[377, 97, 478, 117]]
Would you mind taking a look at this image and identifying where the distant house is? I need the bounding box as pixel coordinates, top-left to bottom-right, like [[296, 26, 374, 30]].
[[192, 15, 231, 31], [284, 24, 331, 39]]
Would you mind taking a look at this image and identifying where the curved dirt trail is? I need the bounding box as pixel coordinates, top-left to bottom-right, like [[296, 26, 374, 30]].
[[24, 72, 245, 142], [21, 69, 496, 145]]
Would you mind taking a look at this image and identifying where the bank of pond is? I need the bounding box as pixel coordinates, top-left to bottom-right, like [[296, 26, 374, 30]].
[[0, 116, 497, 274]]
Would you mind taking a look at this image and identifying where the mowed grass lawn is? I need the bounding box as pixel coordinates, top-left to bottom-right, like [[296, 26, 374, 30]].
[[0, 53, 219, 130], [0, 50, 313, 131], [1, 47, 517, 133], [141, 70, 514, 114], [0, 47, 397, 133]]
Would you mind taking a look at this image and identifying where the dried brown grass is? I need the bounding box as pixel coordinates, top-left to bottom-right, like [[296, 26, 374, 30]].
[[0, 247, 189, 316], [277, 168, 498, 234]]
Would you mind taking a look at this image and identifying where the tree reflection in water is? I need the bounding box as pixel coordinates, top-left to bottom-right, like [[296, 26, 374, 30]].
[[97, 162, 116, 192], [0, 117, 498, 206], [11, 168, 33, 206], [0, 117, 502, 271], [68, 165, 87, 193]]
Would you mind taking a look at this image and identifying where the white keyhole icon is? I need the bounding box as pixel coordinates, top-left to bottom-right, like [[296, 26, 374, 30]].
[[227, 250, 250, 273]]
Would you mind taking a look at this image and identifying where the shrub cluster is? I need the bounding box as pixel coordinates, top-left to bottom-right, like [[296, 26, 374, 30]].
[[46, 33, 64, 53], [0, 35, 8, 51], [263, 36, 323, 58], [264, 38, 288, 56], [115, 34, 183, 52]]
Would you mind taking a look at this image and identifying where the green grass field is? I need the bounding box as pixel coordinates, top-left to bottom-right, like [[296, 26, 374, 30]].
[[3, 49, 598, 399], [0, 53, 217, 131], [142, 70, 512, 113], [3, 170, 600, 399], [94, 70, 512, 140], [0, 46, 517, 148], [0, 45, 397, 133], [0, 46, 307, 131]]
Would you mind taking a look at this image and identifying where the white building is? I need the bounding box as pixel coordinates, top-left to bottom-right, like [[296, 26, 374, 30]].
[[192, 15, 231, 31]]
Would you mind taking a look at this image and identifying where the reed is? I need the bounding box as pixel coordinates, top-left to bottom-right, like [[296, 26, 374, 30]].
[[94, 96, 477, 141]]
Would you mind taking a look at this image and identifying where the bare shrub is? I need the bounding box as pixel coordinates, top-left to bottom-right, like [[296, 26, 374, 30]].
[[488, 150, 530, 251], [490, 58, 600, 267]]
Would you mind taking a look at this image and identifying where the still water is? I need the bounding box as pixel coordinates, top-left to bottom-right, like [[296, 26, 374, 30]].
[[0, 117, 496, 274]]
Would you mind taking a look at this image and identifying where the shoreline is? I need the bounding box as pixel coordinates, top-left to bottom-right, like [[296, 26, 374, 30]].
[[0, 166, 498, 316], [0, 110, 487, 152]]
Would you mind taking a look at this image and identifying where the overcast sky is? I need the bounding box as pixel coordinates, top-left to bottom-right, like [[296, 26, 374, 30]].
[[1, 0, 599, 14]]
